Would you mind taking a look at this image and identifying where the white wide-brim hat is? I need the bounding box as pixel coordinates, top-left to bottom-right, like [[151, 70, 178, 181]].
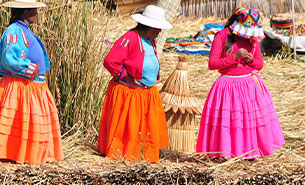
[[2, 0, 46, 8], [131, 5, 173, 30]]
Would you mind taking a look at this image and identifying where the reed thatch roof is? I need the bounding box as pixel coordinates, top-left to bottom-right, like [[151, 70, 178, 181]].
[[110, 0, 305, 19], [114, 0, 157, 15], [180, 0, 305, 19]]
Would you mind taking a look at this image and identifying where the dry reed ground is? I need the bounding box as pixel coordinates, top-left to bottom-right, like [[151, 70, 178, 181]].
[[0, 14, 304, 184]]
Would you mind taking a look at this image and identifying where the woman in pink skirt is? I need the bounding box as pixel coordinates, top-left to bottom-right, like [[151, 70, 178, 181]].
[[196, 8, 285, 159]]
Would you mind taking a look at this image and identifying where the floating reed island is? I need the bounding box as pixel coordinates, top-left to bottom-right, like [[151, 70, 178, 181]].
[[0, 1, 304, 184]]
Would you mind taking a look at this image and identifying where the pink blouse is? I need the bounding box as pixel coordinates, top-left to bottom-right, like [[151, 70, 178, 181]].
[[208, 29, 263, 76]]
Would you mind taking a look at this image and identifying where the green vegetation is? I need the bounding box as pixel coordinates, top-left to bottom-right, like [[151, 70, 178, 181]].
[[0, 0, 111, 141]]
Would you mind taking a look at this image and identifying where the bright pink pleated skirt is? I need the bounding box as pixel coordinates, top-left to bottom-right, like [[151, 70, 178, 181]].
[[196, 72, 285, 159], [0, 76, 64, 165]]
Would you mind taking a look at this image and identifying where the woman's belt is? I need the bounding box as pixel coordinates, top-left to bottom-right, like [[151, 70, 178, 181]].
[[119, 78, 150, 89], [33, 75, 46, 82], [221, 73, 252, 78]]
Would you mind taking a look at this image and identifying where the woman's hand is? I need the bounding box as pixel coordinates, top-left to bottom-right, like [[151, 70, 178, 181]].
[[234, 49, 254, 64], [243, 53, 254, 64], [233, 48, 249, 60], [34, 68, 40, 78], [111, 72, 120, 80], [124, 74, 141, 86]]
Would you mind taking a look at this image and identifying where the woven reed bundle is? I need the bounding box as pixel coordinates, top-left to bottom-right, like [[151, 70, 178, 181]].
[[159, 54, 201, 153], [156, 0, 182, 56]]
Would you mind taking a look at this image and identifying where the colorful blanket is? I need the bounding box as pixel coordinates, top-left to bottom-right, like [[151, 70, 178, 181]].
[[164, 22, 224, 55], [164, 36, 211, 55], [272, 24, 305, 36], [102, 23, 223, 55]]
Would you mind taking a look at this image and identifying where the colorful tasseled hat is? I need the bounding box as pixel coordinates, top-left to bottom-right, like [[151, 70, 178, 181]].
[[229, 8, 265, 40]]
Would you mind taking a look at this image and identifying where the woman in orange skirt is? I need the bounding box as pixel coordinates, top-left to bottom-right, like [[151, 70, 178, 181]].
[[98, 5, 172, 162], [0, 0, 64, 165]]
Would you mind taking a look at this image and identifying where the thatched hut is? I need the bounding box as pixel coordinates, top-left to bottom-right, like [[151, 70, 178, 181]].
[[111, 0, 157, 15], [107, 0, 305, 19], [180, 0, 305, 19]]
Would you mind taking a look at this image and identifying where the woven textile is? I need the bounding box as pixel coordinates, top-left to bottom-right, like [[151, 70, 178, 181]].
[[229, 8, 265, 40]]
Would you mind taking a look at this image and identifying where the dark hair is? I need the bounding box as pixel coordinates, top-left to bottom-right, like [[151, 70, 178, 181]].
[[9, 8, 27, 25], [225, 13, 238, 28], [131, 23, 150, 32], [224, 13, 239, 53]]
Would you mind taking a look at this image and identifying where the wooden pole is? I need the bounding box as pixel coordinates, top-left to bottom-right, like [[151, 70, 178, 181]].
[[269, 0, 272, 17], [291, 0, 297, 60]]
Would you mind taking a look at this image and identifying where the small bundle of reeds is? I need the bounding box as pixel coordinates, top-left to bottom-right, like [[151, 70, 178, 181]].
[[159, 54, 201, 153]]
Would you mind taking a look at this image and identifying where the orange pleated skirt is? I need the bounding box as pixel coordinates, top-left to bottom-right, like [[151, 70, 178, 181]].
[[0, 76, 64, 165], [97, 79, 169, 162]]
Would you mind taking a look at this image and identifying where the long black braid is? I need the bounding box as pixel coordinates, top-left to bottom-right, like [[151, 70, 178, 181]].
[[9, 8, 26, 25], [131, 23, 150, 32], [224, 13, 239, 53]]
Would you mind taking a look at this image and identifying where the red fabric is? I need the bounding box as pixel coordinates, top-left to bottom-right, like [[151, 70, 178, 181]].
[[104, 30, 159, 81], [209, 29, 263, 76]]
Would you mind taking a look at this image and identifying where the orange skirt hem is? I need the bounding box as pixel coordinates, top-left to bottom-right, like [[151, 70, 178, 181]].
[[0, 77, 64, 165], [98, 80, 168, 163]]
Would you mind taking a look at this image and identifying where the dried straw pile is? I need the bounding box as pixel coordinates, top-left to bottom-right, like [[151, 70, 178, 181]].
[[0, 152, 304, 184]]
